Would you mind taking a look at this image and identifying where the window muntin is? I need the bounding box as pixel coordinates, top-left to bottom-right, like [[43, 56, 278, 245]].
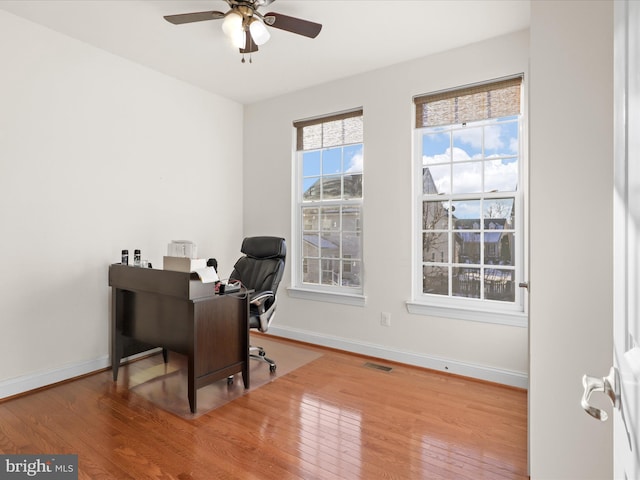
[[419, 117, 519, 304], [414, 77, 523, 312], [295, 110, 363, 293]]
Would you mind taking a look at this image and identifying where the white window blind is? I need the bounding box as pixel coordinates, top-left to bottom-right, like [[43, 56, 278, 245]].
[[414, 76, 522, 128], [295, 110, 363, 151]]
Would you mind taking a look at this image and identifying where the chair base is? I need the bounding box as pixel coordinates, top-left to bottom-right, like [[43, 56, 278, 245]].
[[250, 345, 276, 372], [228, 345, 276, 385]]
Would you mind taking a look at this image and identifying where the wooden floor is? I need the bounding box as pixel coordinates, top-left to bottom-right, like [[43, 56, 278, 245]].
[[0, 336, 528, 479]]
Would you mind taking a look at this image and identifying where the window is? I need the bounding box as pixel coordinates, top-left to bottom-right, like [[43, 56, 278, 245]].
[[411, 77, 526, 324], [293, 110, 364, 298]]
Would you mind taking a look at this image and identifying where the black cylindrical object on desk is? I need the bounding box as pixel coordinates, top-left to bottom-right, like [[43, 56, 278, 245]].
[[134, 249, 141, 267], [121, 250, 129, 265]]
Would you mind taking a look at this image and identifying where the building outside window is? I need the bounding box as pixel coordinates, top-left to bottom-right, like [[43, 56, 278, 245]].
[[411, 77, 526, 324], [293, 109, 364, 296]]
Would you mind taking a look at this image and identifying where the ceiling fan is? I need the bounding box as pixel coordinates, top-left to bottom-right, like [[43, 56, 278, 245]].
[[164, 0, 322, 62]]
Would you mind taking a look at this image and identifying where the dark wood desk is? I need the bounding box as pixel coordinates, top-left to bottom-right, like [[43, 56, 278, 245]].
[[108, 264, 249, 413]]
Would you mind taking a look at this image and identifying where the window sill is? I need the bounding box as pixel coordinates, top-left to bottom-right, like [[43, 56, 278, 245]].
[[406, 301, 527, 327], [287, 287, 366, 307]]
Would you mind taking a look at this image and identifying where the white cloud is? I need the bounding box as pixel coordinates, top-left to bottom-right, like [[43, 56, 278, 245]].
[[452, 125, 505, 153], [452, 161, 482, 194], [423, 148, 518, 194], [485, 159, 518, 192], [484, 125, 505, 151], [423, 147, 470, 165], [346, 153, 363, 173], [454, 128, 483, 149], [451, 147, 472, 162], [509, 137, 519, 153]]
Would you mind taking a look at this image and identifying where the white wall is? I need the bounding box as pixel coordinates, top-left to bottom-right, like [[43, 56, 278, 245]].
[[0, 10, 244, 395], [529, 1, 613, 479], [243, 30, 530, 385]]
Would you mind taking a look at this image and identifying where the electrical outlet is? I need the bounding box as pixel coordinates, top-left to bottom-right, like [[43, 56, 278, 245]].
[[381, 312, 391, 327]]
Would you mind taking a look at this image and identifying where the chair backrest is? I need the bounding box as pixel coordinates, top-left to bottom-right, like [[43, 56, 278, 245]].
[[230, 237, 286, 294]]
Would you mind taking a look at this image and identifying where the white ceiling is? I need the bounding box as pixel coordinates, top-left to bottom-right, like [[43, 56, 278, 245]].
[[0, 0, 530, 104]]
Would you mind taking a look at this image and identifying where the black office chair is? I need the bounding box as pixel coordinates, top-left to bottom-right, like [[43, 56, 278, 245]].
[[229, 236, 286, 373]]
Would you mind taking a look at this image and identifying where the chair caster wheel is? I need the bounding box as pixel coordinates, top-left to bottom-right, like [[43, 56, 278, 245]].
[[227, 376, 234, 385], [259, 350, 266, 357], [270, 365, 276, 373]]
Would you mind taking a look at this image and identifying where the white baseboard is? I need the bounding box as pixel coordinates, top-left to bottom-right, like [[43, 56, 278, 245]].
[[0, 356, 110, 400], [0, 349, 162, 400], [267, 325, 529, 389], [0, 331, 528, 399]]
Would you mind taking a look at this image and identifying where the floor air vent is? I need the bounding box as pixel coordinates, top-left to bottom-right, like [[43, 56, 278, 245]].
[[363, 362, 393, 372]]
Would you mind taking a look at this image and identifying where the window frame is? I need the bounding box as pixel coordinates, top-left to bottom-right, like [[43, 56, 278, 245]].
[[290, 109, 366, 306], [409, 76, 528, 327]]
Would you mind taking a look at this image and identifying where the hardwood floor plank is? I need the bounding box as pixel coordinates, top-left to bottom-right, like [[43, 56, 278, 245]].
[[0, 337, 528, 479]]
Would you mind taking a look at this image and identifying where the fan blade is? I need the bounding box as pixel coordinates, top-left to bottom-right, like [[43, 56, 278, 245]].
[[240, 31, 259, 53], [264, 12, 322, 38], [164, 10, 225, 25]]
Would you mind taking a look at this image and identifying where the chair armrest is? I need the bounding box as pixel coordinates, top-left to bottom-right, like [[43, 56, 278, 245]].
[[249, 291, 277, 332], [250, 290, 274, 308]]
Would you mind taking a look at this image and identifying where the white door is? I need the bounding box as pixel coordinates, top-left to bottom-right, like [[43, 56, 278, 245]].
[[582, 1, 640, 477], [614, 0, 640, 476]]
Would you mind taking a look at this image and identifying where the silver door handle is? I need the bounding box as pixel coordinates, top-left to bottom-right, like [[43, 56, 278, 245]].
[[581, 367, 619, 421]]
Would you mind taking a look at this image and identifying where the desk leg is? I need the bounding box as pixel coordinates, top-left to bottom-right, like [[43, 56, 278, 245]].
[[242, 295, 250, 389], [112, 335, 123, 381], [112, 289, 123, 381], [188, 353, 196, 413], [242, 363, 250, 389]]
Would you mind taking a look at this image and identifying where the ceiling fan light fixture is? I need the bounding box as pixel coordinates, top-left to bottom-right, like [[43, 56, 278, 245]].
[[231, 28, 246, 49], [164, 0, 323, 62], [222, 11, 245, 48], [249, 18, 270, 45]]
